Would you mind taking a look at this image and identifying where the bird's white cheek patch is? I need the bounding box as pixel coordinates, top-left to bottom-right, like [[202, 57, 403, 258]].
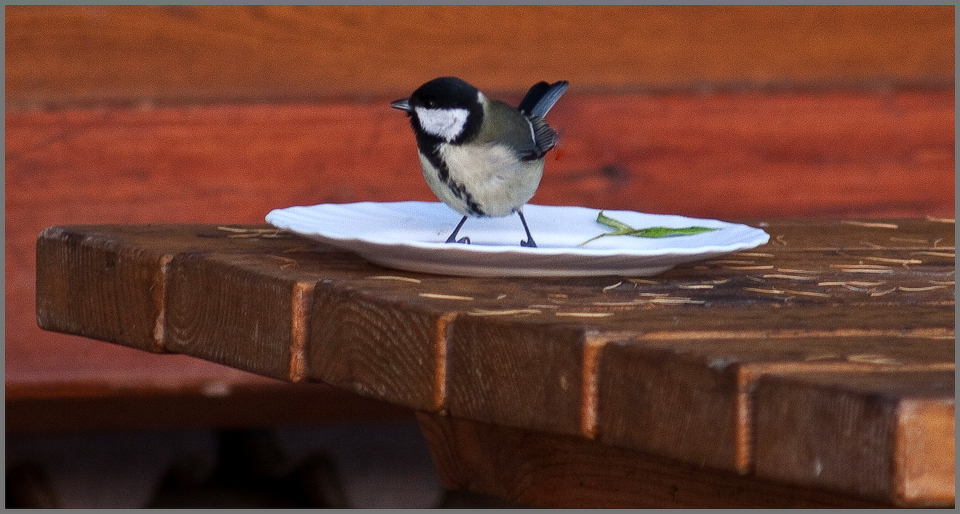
[[415, 107, 469, 142]]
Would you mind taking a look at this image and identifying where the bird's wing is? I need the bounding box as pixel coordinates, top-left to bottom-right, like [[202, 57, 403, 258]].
[[526, 116, 559, 159]]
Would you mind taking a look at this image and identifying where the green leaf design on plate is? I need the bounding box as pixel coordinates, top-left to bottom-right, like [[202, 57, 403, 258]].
[[579, 211, 719, 246]]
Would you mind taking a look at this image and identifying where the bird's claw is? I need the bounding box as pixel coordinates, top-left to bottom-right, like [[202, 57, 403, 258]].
[[520, 239, 537, 248]]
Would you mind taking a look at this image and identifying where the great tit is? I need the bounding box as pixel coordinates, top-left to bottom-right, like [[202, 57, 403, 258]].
[[391, 77, 569, 247]]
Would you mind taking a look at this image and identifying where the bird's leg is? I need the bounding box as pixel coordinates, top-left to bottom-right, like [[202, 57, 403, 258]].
[[445, 215, 471, 244], [517, 210, 537, 248]]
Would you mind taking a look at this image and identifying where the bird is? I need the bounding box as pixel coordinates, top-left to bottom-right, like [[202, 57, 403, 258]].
[[390, 77, 569, 248]]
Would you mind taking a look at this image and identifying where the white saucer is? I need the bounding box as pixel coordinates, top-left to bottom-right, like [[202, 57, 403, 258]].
[[265, 202, 770, 277]]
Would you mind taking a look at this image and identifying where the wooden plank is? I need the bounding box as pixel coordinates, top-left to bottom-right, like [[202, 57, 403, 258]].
[[6, 5, 953, 107], [415, 412, 887, 508], [308, 283, 452, 412], [166, 252, 311, 381], [594, 336, 954, 473], [446, 319, 586, 435], [34, 225, 312, 353], [5, 93, 953, 234], [35, 226, 170, 353], [28, 225, 318, 396], [552, 91, 955, 220], [752, 370, 955, 507]]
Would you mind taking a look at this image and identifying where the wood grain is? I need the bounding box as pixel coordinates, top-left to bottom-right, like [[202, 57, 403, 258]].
[[35, 226, 171, 353], [166, 252, 310, 381], [416, 412, 886, 508], [595, 336, 954, 473], [5, 92, 953, 239], [162, 233, 385, 380], [6, 5, 954, 107], [307, 275, 453, 411], [752, 370, 954, 506], [446, 319, 586, 435]]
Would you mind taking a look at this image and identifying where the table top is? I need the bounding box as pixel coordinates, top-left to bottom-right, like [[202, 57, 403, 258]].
[[36, 218, 954, 507]]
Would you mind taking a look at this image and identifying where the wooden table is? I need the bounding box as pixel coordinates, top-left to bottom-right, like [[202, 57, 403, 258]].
[[35, 219, 954, 508]]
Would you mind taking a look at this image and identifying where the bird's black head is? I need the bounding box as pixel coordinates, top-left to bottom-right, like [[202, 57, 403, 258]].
[[391, 77, 484, 144], [408, 77, 480, 110]]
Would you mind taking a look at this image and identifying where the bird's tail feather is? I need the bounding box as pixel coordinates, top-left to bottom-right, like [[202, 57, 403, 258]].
[[518, 81, 569, 118]]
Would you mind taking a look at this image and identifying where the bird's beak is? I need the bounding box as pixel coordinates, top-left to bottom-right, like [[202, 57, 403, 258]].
[[390, 98, 412, 112]]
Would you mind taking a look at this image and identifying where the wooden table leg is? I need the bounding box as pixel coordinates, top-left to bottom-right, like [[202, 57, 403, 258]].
[[415, 412, 888, 508]]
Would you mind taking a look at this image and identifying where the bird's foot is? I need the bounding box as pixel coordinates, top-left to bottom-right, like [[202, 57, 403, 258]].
[[445, 216, 470, 244], [516, 210, 537, 248]]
